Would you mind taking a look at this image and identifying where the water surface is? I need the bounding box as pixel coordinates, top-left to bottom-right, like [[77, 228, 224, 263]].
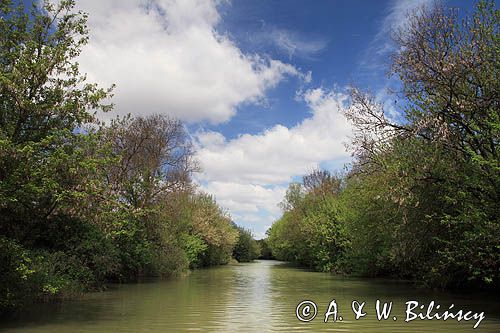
[[1, 260, 499, 332]]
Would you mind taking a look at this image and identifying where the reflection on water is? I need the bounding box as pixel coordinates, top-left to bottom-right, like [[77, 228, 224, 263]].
[[1, 260, 499, 332]]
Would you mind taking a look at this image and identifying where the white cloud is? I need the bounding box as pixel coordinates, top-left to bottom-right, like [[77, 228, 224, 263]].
[[376, 0, 433, 55], [72, 0, 303, 123], [196, 88, 352, 185], [198, 180, 285, 239], [267, 28, 328, 60], [202, 181, 286, 215], [360, 0, 433, 73], [195, 88, 353, 233], [384, 1, 433, 33], [356, 0, 434, 124]]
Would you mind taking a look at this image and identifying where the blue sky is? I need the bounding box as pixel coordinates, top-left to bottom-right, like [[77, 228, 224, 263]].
[[68, 0, 477, 238]]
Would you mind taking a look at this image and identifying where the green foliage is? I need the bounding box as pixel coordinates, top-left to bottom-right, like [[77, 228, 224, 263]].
[[182, 234, 208, 268], [187, 194, 239, 267], [267, 0, 499, 290], [0, 0, 113, 144], [233, 226, 260, 262], [268, 171, 349, 272], [0, 0, 240, 313], [257, 239, 273, 259], [0, 236, 37, 311], [0, 233, 112, 312]]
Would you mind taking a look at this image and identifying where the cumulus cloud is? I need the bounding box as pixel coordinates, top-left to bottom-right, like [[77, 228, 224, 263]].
[[195, 88, 353, 235], [196, 88, 352, 185], [202, 181, 286, 215], [72, 0, 303, 123]]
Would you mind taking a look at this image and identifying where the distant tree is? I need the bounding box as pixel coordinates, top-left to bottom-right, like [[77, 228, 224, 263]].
[[257, 238, 273, 260], [278, 182, 304, 212], [303, 168, 342, 197], [190, 194, 239, 266], [233, 226, 260, 262]]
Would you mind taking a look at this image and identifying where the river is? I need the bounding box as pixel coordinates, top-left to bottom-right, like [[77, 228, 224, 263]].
[[1, 260, 499, 332]]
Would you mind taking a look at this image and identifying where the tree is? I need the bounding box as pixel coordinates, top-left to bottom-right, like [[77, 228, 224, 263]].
[[0, 0, 114, 231], [257, 238, 273, 259], [0, 0, 113, 144], [393, 1, 499, 164], [0, 0, 242, 313], [233, 226, 260, 262], [343, 0, 499, 288], [0, 0, 115, 311], [267, 0, 499, 289], [268, 170, 349, 272], [278, 182, 304, 212], [102, 114, 198, 209], [303, 168, 342, 197], [190, 194, 239, 266]]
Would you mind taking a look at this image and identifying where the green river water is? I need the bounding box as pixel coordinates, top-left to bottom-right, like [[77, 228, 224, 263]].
[[1, 260, 499, 332]]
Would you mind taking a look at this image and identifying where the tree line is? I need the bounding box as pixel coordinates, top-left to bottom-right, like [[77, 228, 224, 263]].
[[0, 0, 260, 313], [266, 0, 499, 290]]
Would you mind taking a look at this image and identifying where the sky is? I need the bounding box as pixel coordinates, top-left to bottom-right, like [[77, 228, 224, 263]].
[[61, 0, 476, 239]]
